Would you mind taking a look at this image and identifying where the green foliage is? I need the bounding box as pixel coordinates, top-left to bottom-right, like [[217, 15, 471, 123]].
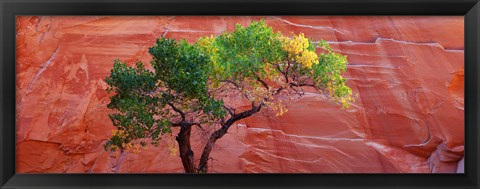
[[149, 38, 209, 100], [104, 60, 170, 151], [104, 19, 353, 152], [311, 41, 353, 107], [202, 21, 284, 82], [148, 38, 227, 119]]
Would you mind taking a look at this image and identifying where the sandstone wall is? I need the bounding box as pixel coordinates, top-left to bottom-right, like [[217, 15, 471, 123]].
[[16, 16, 464, 173]]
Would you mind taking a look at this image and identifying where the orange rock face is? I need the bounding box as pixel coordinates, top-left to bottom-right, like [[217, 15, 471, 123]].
[[16, 16, 464, 173]]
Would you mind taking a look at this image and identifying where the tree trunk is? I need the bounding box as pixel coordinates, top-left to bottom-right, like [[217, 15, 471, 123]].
[[197, 125, 229, 173], [197, 104, 262, 173], [176, 124, 195, 173]]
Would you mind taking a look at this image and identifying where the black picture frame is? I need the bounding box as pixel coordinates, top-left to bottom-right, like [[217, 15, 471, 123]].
[[1, 0, 479, 188]]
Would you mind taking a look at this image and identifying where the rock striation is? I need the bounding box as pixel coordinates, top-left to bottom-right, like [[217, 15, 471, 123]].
[[16, 16, 464, 173]]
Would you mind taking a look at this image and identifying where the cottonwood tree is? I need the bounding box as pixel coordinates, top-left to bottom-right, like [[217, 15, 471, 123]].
[[104, 20, 353, 173]]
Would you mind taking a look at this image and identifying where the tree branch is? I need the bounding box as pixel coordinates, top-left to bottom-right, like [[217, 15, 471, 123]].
[[172, 121, 201, 128], [224, 103, 263, 127], [285, 60, 292, 83], [273, 86, 285, 96], [254, 74, 269, 90], [168, 102, 186, 121], [221, 79, 251, 100], [222, 105, 235, 116], [275, 64, 288, 83], [289, 82, 315, 88], [198, 102, 263, 173]]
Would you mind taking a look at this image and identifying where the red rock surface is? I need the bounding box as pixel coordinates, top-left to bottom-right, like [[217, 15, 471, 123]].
[[16, 16, 464, 173]]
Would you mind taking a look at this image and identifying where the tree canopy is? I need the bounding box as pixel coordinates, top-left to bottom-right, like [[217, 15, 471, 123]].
[[104, 20, 353, 173]]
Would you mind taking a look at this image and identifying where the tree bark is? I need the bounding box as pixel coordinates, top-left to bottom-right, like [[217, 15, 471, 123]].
[[197, 104, 262, 173], [196, 125, 228, 173], [176, 124, 195, 173]]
